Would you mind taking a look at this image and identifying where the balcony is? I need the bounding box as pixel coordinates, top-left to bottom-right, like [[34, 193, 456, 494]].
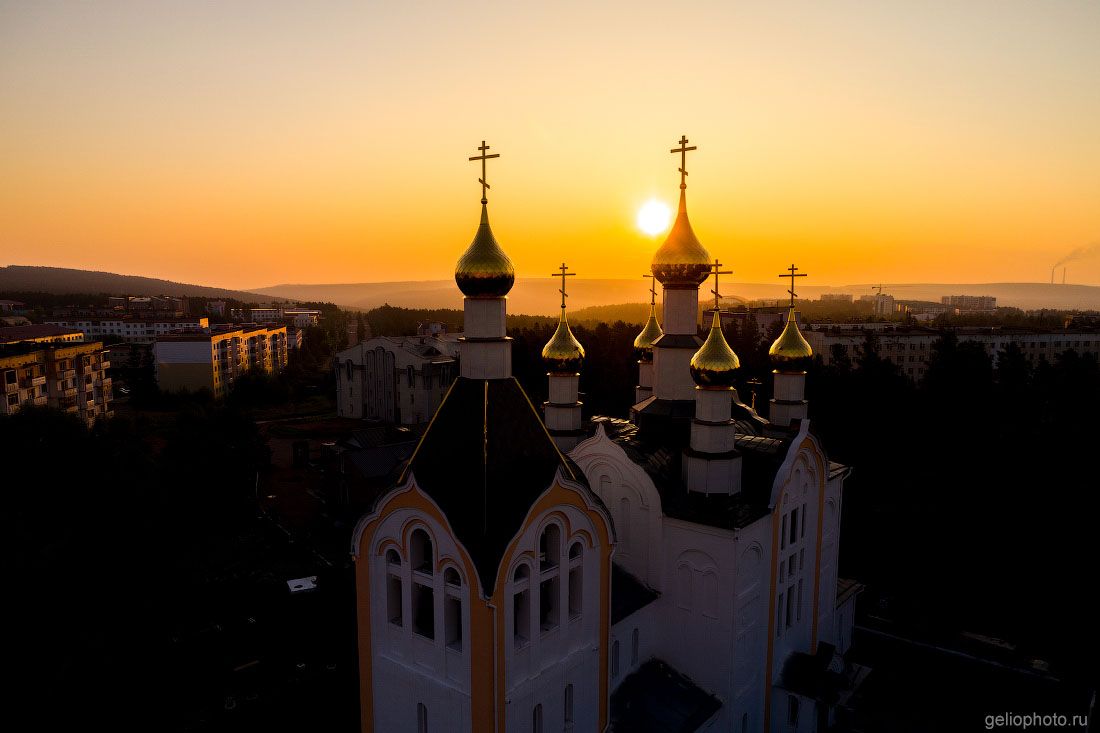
[[25, 375, 46, 388], [61, 387, 78, 398], [4, 382, 16, 394], [100, 360, 111, 370], [33, 396, 48, 406]]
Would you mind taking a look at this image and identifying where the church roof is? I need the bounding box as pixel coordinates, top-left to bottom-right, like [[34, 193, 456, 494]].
[[610, 659, 722, 733], [591, 417, 782, 532], [400, 377, 575, 593], [611, 563, 660, 624]]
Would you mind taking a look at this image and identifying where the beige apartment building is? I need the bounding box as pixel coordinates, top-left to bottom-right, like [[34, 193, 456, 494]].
[[153, 325, 288, 398], [1, 341, 113, 426]]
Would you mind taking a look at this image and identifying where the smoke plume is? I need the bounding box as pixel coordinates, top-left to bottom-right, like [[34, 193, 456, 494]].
[[1053, 241, 1100, 269]]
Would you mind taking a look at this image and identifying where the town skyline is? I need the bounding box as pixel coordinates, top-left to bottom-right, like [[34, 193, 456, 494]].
[[3, 1, 1099, 288]]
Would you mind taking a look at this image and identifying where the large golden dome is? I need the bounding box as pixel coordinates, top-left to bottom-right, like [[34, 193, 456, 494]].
[[542, 310, 585, 373], [769, 308, 813, 364], [633, 305, 663, 352], [651, 189, 711, 287], [690, 310, 740, 388], [455, 204, 515, 298]]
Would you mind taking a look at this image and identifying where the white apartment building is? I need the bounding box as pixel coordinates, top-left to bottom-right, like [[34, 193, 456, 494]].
[[45, 316, 210, 343]]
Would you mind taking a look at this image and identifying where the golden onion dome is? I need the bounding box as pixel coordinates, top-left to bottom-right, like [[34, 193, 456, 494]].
[[455, 204, 515, 298], [651, 189, 711, 287], [542, 309, 585, 373], [769, 308, 813, 364], [690, 310, 740, 388], [633, 305, 663, 352]]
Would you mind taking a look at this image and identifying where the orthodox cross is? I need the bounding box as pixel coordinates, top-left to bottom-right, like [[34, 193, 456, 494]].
[[779, 263, 808, 309], [670, 135, 697, 189], [553, 262, 575, 310], [468, 140, 500, 204], [643, 273, 658, 307], [708, 259, 732, 311]]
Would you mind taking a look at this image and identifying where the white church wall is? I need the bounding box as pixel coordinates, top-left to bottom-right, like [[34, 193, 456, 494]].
[[367, 502, 474, 733], [502, 504, 603, 733], [570, 429, 664, 590], [610, 602, 659, 689], [730, 518, 773, 732]]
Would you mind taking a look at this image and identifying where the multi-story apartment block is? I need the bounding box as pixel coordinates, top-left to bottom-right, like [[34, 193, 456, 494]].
[[153, 325, 288, 398], [335, 335, 459, 425], [1, 341, 113, 425], [806, 326, 1100, 380], [941, 294, 997, 311], [44, 316, 209, 343], [819, 293, 854, 303], [0, 324, 85, 345]]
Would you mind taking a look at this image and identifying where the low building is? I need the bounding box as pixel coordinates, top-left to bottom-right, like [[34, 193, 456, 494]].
[[0, 324, 85, 345], [44, 315, 209, 343], [0, 299, 27, 314], [819, 293, 854, 304], [1, 340, 113, 425], [153, 325, 288, 398], [283, 309, 322, 328], [207, 300, 227, 317], [335, 335, 459, 425]]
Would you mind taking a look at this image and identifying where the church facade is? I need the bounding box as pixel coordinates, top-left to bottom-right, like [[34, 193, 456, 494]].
[[351, 138, 860, 732]]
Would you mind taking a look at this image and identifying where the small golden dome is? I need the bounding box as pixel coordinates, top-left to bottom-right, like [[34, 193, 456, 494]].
[[455, 204, 515, 298], [542, 309, 585, 373], [633, 306, 663, 352], [690, 310, 740, 388], [769, 308, 813, 364], [651, 189, 711, 287]]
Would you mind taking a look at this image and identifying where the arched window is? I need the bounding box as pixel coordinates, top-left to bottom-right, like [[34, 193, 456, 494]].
[[611, 639, 620, 678], [386, 548, 401, 566], [676, 564, 692, 610], [513, 563, 531, 648], [741, 712, 749, 733], [564, 684, 574, 728], [387, 573, 402, 626], [539, 524, 561, 569], [568, 542, 583, 620], [532, 703, 543, 733], [410, 528, 433, 574], [444, 567, 460, 587], [787, 694, 799, 725], [702, 572, 719, 618], [631, 628, 639, 665], [417, 702, 427, 733], [618, 497, 631, 554]]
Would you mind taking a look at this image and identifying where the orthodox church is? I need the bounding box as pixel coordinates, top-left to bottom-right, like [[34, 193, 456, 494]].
[[351, 138, 861, 732]]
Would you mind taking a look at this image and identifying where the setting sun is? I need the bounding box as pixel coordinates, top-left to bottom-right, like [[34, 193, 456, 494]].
[[636, 199, 672, 236]]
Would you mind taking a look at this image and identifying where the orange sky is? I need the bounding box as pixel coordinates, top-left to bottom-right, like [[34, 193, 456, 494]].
[[2, 1, 1098, 289]]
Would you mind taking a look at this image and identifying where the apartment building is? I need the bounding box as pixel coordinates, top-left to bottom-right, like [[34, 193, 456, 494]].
[[1, 341, 113, 425], [335, 335, 458, 425], [806, 326, 1100, 380], [45, 315, 209, 343], [0, 324, 84, 345], [153, 325, 288, 398], [941, 294, 997, 311]]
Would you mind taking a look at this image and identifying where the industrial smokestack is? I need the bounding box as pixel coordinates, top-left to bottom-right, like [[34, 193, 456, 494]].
[[1062, 268, 1066, 285], [1051, 266, 1056, 285]]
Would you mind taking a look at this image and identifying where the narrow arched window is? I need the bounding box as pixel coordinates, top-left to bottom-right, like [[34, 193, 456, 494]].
[[619, 497, 631, 553], [631, 628, 639, 665], [513, 563, 531, 648], [540, 524, 561, 569], [410, 528, 433, 574], [386, 549, 401, 566], [564, 684, 574, 728], [612, 639, 620, 678], [417, 702, 427, 733], [532, 703, 543, 733], [444, 567, 460, 587]]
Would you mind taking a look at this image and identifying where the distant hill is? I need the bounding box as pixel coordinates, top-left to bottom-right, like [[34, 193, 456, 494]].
[[0, 265, 283, 302], [254, 279, 1100, 315]]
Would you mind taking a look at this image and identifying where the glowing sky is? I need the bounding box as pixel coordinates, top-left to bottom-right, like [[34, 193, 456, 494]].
[[2, 0, 1098, 289]]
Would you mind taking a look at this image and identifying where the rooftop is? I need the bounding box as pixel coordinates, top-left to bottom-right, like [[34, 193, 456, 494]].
[[0, 324, 84, 343], [609, 659, 721, 733]]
